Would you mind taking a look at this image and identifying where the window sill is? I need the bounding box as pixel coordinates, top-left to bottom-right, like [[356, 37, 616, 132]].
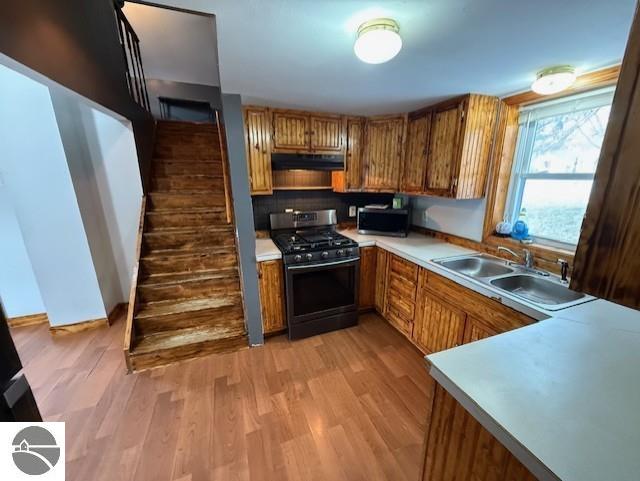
[[484, 235, 575, 275]]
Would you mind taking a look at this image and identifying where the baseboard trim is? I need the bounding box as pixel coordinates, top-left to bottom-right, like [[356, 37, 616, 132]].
[[107, 302, 128, 326], [49, 317, 109, 336], [8, 313, 49, 328], [49, 302, 129, 336]]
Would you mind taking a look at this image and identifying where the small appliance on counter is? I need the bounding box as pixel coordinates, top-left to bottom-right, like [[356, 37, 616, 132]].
[[357, 206, 410, 237]]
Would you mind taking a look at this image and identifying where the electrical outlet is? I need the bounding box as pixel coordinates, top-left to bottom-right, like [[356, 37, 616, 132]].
[[349, 206, 357, 217]]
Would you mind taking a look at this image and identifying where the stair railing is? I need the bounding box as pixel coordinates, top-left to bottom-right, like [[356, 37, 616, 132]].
[[114, 2, 151, 112], [214, 110, 234, 225]]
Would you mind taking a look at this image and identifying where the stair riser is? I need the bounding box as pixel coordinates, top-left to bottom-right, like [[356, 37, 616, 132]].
[[154, 146, 220, 161], [148, 193, 226, 210], [151, 176, 224, 192], [134, 305, 244, 336], [154, 162, 223, 176], [143, 233, 235, 252], [145, 211, 228, 230], [141, 253, 237, 275], [137, 278, 240, 303], [128, 335, 247, 372]]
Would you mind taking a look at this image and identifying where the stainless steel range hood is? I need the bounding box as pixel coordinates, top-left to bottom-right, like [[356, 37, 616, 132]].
[[271, 153, 344, 171]]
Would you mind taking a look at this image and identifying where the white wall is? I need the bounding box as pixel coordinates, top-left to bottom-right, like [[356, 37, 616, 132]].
[[0, 187, 45, 318], [408, 195, 487, 242], [0, 65, 107, 326], [50, 90, 143, 312]]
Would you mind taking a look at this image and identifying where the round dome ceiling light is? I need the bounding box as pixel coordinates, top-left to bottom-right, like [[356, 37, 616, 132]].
[[531, 65, 577, 95], [354, 18, 402, 64]]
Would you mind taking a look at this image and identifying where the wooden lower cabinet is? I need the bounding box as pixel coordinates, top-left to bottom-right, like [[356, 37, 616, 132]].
[[258, 260, 287, 334], [375, 253, 534, 353], [422, 384, 537, 481], [414, 291, 466, 353], [374, 248, 389, 314], [358, 246, 377, 309]]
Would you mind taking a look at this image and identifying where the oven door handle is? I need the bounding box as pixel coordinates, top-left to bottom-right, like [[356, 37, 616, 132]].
[[287, 257, 360, 270]]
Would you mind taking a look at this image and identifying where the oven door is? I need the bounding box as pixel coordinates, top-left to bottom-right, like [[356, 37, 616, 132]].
[[285, 257, 360, 327]]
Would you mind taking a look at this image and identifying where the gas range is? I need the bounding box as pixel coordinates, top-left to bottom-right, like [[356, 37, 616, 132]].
[[269, 209, 361, 340], [270, 210, 359, 265]]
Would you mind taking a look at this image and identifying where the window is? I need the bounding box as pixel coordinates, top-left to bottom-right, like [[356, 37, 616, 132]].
[[505, 87, 615, 248]]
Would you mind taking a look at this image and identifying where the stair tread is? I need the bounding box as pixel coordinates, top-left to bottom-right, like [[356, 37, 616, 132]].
[[141, 245, 235, 259], [140, 268, 238, 287], [143, 224, 233, 235], [136, 294, 242, 319], [132, 324, 246, 355]]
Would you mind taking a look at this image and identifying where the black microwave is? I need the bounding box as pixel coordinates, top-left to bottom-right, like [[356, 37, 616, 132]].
[[357, 208, 410, 237]]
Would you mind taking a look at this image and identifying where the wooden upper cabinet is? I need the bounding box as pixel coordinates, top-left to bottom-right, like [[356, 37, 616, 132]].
[[424, 94, 500, 199], [272, 109, 346, 154], [363, 115, 407, 192], [571, 8, 640, 310], [345, 117, 365, 191], [425, 103, 462, 195], [243, 107, 272, 195], [402, 111, 432, 193], [272, 111, 309, 151], [309, 115, 344, 152]]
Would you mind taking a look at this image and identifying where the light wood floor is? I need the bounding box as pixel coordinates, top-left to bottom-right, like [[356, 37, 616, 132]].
[[11, 312, 432, 481]]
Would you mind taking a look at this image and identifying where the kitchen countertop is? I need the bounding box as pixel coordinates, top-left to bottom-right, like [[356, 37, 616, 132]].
[[256, 228, 640, 480], [427, 304, 640, 481]]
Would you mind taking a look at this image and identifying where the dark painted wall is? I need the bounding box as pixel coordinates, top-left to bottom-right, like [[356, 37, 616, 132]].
[[251, 190, 395, 231], [221, 94, 263, 346], [0, 0, 155, 190], [147, 79, 222, 119]]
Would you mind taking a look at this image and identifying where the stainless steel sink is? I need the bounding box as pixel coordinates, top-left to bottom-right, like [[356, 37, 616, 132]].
[[490, 275, 586, 306], [433, 253, 595, 311], [439, 255, 514, 278]]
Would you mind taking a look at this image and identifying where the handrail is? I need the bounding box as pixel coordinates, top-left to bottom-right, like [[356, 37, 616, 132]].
[[114, 3, 151, 112], [215, 110, 234, 224], [123, 195, 146, 373]]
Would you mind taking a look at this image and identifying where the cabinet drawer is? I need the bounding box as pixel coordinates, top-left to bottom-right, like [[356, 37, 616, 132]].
[[389, 254, 419, 283], [387, 293, 416, 321], [387, 306, 414, 338], [388, 272, 417, 300]]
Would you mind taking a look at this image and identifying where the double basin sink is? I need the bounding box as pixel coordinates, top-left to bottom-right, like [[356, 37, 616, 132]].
[[433, 254, 594, 311]]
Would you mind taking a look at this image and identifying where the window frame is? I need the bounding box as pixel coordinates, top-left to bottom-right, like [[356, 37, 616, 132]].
[[503, 87, 615, 250]]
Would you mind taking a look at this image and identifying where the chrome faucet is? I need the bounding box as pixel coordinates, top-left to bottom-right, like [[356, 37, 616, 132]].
[[498, 246, 549, 276]]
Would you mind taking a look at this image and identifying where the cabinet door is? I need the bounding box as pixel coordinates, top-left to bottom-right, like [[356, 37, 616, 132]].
[[363, 116, 406, 191], [244, 108, 273, 195], [402, 111, 431, 193], [345, 117, 365, 190], [425, 103, 463, 196], [258, 260, 286, 334], [272, 111, 309, 151], [570, 11, 640, 310], [374, 248, 389, 315], [359, 246, 377, 309], [309, 115, 344, 152], [414, 290, 466, 353], [462, 316, 498, 344]]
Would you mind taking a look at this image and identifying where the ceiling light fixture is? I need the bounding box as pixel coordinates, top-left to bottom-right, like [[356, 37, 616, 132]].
[[354, 18, 402, 64], [531, 65, 577, 95]]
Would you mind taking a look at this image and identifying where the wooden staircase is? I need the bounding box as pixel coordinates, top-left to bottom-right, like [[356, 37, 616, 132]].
[[124, 120, 247, 372]]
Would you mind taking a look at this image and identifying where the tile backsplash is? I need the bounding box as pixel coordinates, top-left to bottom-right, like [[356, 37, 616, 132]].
[[252, 190, 394, 231]]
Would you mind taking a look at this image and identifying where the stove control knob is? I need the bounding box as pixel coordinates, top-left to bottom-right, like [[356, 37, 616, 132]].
[[321, 251, 329, 259], [337, 249, 344, 257], [305, 253, 313, 261], [346, 248, 353, 255], [294, 254, 302, 263]]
